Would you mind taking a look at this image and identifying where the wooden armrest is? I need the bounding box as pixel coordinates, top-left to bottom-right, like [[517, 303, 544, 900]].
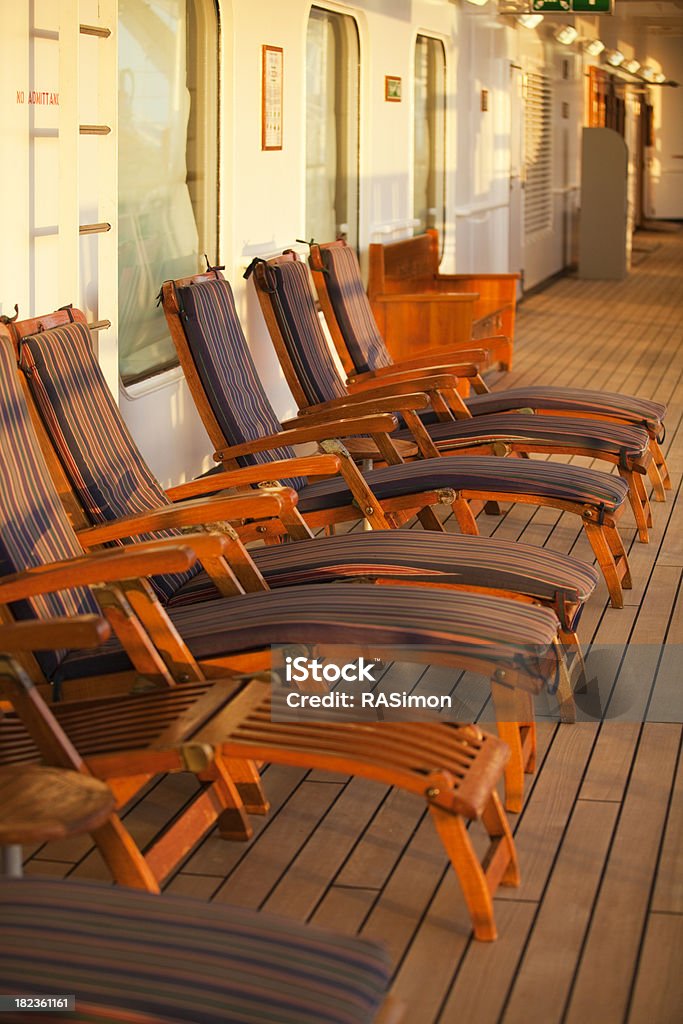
[[75, 490, 297, 546], [338, 374, 460, 398], [84, 532, 242, 561], [215, 414, 398, 460], [0, 616, 112, 653], [347, 364, 483, 391], [0, 545, 201, 603], [166, 455, 343, 501], [345, 371, 478, 396], [347, 349, 489, 382], [282, 393, 430, 429], [375, 291, 478, 305]]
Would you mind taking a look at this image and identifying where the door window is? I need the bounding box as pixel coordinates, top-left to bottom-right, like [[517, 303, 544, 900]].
[[118, 0, 218, 385]]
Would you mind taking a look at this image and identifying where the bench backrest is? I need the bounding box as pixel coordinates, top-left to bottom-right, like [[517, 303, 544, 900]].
[[368, 229, 439, 299]]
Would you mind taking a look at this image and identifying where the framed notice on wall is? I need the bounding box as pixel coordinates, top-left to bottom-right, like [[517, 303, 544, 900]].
[[262, 45, 283, 150]]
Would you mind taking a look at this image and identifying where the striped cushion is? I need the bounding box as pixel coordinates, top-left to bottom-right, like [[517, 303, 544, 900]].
[[175, 278, 304, 489], [296, 455, 629, 515], [395, 413, 651, 462], [0, 878, 391, 1024], [168, 531, 598, 628], [59, 582, 561, 687], [268, 259, 349, 405], [466, 387, 666, 429], [18, 322, 198, 602], [0, 339, 98, 677], [319, 244, 393, 374]]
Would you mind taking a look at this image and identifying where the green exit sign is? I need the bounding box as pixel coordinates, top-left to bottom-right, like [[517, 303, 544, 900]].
[[531, 0, 613, 11]]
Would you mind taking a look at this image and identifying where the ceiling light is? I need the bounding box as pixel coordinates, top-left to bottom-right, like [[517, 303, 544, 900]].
[[622, 59, 640, 74], [653, 72, 666, 84], [517, 14, 543, 29], [465, 0, 489, 6], [584, 39, 605, 57], [641, 66, 655, 81], [554, 25, 578, 45], [605, 49, 624, 67]]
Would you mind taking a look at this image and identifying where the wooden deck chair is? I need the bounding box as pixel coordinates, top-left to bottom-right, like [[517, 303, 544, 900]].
[[7, 301, 599, 676], [155, 267, 629, 608], [309, 241, 656, 543], [0, 622, 520, 944], [0, 616, 251, 888], [0, 619, 517, 941], [308, 239, 671, 501], [247, 254, 634, 608], [0, 877, 399, 1023], [268, 247, 655, 544], [0, 330, 565, 828]]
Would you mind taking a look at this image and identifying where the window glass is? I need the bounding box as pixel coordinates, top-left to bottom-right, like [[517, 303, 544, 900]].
[[305, 7, 360, 249], [413, 35, 446, 244], [118, 0, 218, 385]]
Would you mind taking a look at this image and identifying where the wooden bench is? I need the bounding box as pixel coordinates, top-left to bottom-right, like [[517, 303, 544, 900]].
[[367, 229, 519, 369]]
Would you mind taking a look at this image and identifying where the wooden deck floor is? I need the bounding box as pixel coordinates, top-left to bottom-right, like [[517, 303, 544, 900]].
[[25, 229, 683, 1024]]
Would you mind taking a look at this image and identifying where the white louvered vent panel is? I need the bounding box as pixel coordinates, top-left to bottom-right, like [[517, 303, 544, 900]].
[[524, 72, 553, 237]]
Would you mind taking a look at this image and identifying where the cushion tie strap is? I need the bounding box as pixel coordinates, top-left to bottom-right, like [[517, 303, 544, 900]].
[[203, 253, 225, 275], [0, 303, 19, 325], [57, 304, 76, 322], [243, 257, 278, 294]]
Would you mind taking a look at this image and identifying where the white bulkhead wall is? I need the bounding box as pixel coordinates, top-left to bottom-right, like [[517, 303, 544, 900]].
[[2, 1, 670, 488]]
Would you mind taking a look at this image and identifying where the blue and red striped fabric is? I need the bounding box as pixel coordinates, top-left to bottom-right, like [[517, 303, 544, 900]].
[[169, 530, 598, 628], [268, 259, 349, 406], [0, 339, 98, 676], [18, 323, 199, 602], [176, 277, 304, 489], [0, 878, 391, 1024], [320, 243, 393, 374]]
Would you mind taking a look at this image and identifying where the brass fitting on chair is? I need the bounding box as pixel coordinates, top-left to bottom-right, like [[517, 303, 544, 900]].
[[491, 440, 512, 457], [436, 488, 458, 504], [180, 743, 215, 774], [320, 438, 353, 461]]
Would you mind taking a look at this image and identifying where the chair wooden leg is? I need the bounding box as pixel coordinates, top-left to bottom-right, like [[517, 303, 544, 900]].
[[416, 505, 447, 532], [633, 471, 653, 527], [225, 758, 270, 814], [605, 524, 632, 589], [619, 468, 650, 543], [559, 628, 587, 692], [91, 816, 161, 892], [583, 522, 626, 608], [555, 648, 576, 724], [650, 439, 671, 492], [647, 458, 667, 502], [480, 790, 520, 887], [490, 683, 535, 813], [428, 804, 498, 941], [198, 755, 253, 841], [451, 497, 479, 535]]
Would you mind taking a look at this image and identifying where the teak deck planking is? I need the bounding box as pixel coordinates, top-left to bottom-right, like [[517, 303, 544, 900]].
[[22, 228, 683, 1024]]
